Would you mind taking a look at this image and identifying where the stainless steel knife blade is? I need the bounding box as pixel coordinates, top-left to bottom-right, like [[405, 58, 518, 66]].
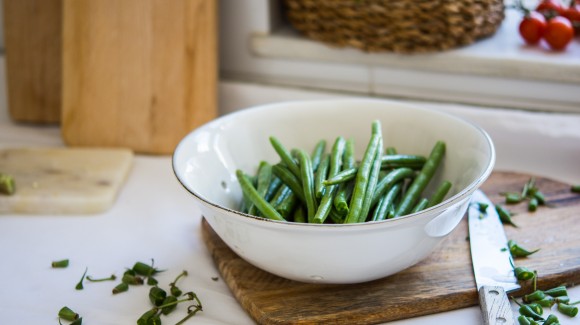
[[468, 189, 520, 325]]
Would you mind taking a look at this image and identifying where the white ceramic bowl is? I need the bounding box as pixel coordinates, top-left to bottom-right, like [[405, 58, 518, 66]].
[[173, 98, 495, 284]]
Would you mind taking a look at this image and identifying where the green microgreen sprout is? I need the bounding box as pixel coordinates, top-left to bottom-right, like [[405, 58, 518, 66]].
[[170, 270, 188, 297], [136, 308, 161, 325], [138, 291, 202, 324], [161, 295, 178, 315], [508, 240, 540, 258], [175, 293, 203, 325], [52, 259, 70, 268], [86, 274, 116, 282], [75, 267, 88, 290], [0, 173, 15, 195]]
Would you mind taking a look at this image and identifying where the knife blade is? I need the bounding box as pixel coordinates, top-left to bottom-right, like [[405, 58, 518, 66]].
[[468, 189, 520, 325]]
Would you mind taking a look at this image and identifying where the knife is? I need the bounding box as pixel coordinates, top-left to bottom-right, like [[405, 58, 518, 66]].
[[468, 190, 520, 325]]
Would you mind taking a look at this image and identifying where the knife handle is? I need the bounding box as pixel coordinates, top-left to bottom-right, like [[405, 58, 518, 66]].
[[478, 285, 516, 325]]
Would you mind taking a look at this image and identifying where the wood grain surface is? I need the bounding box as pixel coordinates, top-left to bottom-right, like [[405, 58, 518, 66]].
[[201, 171, 580, 324], [3, 0, 62, 124], [61, 0, 217, 154]]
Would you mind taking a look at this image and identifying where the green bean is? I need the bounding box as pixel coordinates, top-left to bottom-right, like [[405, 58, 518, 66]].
[[248, 161, 273, 215], [496, 204, 518, 227], [296, 149, 317, 223], [239, 192, 250, 213], [333, 138, 355, 214], [556, 296, 570, 304], [412, 198, 429, 213], [517, 315, 531, 325], [519, 305, 544, 321], [269, 136, 301, 178], [533, 191, 546, 205], [371, 182, 402, 221], [323, 168, 357, 185], [324, 155, 425, 186], [543, 314, 559, 325], [528, 197, 538, 212], [0, 173, 15, 195], [514, 266, 536, 281], [544, 286, 568, 297], [333, 181, 353, 216], [395, 141, 446, 217], [277, 191, 298, 218], [508, 239, 540, 258], [557, 303, 578, 317], [427, 180, 452, 208], [272, 164, 305, 202], [359, 126, 383, 223], [313, 137, 346, 224], [236, 170, 285, 221], [371, 167, 415, 207], [524, 290, 546, 304], [328, 207, 345, 224], [269, 185, 291, 209], [344, 127, 381, 224], [380, 155, 426, 169], [293, 206, 306, 223], [314, 154, 330, 200], [264, 176, 283, 202], [537, 297, 556, 308], [310, 139, 327, 172], [240, 173, 257, 213], [504, 192, 523, 204]]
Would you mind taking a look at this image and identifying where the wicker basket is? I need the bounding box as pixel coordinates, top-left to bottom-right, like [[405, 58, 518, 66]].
[[284, 0, 505, 53]]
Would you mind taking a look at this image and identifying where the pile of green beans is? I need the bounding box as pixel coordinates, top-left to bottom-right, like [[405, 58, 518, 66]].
[[235, 120, 451, 223]]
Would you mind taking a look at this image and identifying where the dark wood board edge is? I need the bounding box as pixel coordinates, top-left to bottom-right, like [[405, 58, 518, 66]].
[[201, 171, 580, 324]]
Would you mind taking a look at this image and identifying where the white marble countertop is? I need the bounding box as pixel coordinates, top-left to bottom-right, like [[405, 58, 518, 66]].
[[1, 68, 580, 323]]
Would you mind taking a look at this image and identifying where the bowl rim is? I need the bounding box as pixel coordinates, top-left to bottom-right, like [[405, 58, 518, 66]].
[[172, 98, 496, 228]]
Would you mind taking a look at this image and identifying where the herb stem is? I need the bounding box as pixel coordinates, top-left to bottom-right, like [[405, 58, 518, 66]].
[[75, 267, 88, 290], [86, 274, 116, 282]]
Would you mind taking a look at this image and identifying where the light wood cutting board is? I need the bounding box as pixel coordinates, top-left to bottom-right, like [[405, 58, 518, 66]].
[[201, 171, 580, 324], [61, 0, 218, 155], [0, 147, 133, 214]]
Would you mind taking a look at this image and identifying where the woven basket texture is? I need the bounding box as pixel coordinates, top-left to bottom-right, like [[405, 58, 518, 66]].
[[284, 0, 505, 53]]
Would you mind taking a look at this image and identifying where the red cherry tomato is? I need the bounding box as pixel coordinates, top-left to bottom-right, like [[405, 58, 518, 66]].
[[562, 4, 580, 34], [543, 16, 574, 50], [519, 11, 547, 44], [536, 0, 565, 19]]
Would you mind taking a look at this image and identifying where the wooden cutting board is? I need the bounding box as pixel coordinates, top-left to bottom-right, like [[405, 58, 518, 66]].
[[61, 0, 218, 154], [201, 171, 580, 324], [0, 147, 133, 214], [3, 0, 62, 124]]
